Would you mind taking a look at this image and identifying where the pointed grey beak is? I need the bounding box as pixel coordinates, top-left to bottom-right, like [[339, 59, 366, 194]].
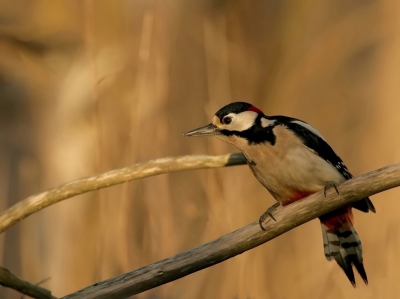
[[184, 123, 220, 137]]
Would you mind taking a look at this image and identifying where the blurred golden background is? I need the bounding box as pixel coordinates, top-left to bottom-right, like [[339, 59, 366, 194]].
[[0, 1, 399, 298]]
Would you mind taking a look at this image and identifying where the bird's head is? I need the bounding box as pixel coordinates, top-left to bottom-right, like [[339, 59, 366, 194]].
[[184, 102, 274, 146]]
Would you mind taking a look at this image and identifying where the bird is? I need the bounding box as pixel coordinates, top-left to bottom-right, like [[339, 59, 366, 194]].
[[184, 101, 375, 287]]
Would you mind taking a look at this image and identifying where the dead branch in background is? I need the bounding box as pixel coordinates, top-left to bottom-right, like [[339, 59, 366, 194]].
[[60, 162, 400, 299], [0, 267, 57, 299], [0, 153, 246, 235]]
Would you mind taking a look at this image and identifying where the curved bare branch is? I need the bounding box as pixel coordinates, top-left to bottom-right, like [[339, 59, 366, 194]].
[[0, 153, 246, 234]]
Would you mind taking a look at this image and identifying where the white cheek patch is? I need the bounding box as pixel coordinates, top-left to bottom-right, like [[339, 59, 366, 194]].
[[261, 117, 276, 128], [290, 120, 326, 141], [228, 111, 258, 131]]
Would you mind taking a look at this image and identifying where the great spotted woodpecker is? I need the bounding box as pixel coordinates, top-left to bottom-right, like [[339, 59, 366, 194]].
[[184, 102, 375, 287]]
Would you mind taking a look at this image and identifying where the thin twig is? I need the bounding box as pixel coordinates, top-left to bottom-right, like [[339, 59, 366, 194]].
[[0, 153, 246, 235], [0, 267, 57, 299], [61, 162, 400, 299]]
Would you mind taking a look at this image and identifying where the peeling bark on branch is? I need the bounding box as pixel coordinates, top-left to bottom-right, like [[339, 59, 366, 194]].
[[61, 162, 400, 299], [0, 153, 246, 235]]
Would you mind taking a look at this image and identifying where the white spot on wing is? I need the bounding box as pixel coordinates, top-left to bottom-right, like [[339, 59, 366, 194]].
[[290, 120, 327, 141]]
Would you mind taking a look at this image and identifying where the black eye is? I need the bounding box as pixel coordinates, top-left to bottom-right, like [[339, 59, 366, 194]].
[[222, 117, 232, 125]]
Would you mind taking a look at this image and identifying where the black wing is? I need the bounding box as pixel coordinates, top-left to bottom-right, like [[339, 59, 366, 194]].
[[272, 116, 375, 213]]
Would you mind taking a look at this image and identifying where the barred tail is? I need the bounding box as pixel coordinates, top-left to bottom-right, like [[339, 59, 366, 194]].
[[320, 207, 368, 287]]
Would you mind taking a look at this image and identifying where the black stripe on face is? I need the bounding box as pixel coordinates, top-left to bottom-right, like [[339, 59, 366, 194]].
[[220, 115, 276, 145]]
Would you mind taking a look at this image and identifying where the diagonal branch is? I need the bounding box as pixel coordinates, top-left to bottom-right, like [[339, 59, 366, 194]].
[[0, 267, 57, 299], [0, 153, 247, 235], [62, 162, 400, 299]]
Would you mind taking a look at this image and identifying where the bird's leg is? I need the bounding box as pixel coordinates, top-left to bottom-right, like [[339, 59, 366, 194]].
[[323, 181, 339, 197], [258, 202, 280, 231]]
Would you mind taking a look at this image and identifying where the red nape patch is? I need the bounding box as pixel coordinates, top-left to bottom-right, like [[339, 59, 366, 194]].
[[320, 206, 353, 231], [247, 105, 264, 114], [281, 191, 314, 206]]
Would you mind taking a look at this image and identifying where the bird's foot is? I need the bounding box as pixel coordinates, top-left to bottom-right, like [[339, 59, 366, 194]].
[[323, 181, 339, 197], [258, 202, 280, 231]]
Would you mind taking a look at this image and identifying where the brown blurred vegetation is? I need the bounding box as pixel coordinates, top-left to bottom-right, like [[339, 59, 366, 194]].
[[0, 1, 399, 298]]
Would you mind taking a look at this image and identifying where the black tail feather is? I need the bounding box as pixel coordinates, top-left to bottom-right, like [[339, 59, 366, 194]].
[[352, 197, 376, 213], [352, 256, 368, 285]]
